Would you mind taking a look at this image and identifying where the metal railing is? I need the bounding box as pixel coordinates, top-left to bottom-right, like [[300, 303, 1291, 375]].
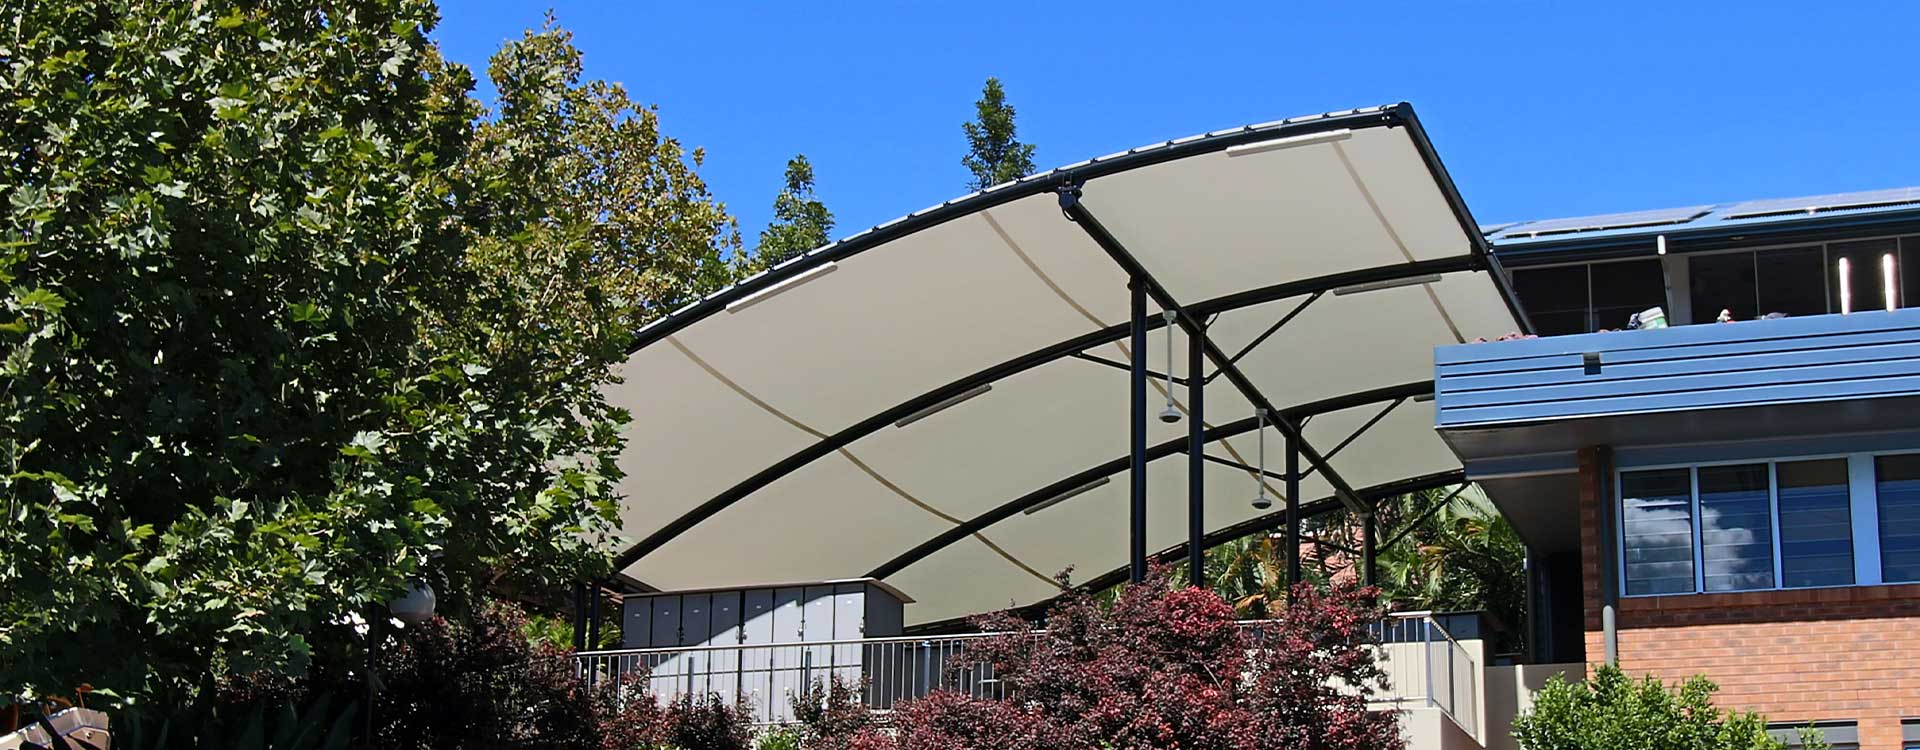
[[1367, 612, 1479, 738], [574, 613, 1477, 736], [574, 632, 1006, 724]]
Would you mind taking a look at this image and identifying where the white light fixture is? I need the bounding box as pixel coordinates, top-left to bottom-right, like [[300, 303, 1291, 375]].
[[1885, 253, 1898, 312], [1024, 476, 1112, 515], [1332, 274, 1443, 296], [390, 579, 437, 626], [1159, 310, 1182, 424], [1839, 257, 1853, 315], [1656, 234, 1667, 256], [1225, 129, 1353, 158], [1251, 408, 1272, 510], [725, 262, 838, 313], [895, 384, 992, 428]]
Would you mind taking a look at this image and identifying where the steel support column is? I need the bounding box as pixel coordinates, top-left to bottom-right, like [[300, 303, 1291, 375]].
[[1129, 280, 1149, 585], [1285, 434, 1302, 588], [1057, 189, 1368, 514], [1362, 514, 1378, 587], [571, 582, 588, 651], [1187, 316, 1206, 588]]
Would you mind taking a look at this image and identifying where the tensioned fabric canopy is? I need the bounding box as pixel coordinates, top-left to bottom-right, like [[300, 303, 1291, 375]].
[[607, 103, 1529, 627]]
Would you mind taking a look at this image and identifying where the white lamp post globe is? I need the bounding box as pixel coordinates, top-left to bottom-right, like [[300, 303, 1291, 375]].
[[390, 580, 437, 626]]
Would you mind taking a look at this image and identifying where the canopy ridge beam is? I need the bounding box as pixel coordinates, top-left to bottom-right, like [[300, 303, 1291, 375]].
[[1056, 186, 1370, 515]]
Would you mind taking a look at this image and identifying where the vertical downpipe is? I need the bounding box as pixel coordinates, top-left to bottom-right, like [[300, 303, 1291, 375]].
[[1597, 446, 1620, 666]]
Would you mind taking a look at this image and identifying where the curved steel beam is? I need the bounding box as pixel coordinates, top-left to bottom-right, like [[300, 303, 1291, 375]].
[[865, 382, 1434, 580], [900, 469, 1468, 634], [612, 258, 1472, 571], [627, 108, 1405, 356]]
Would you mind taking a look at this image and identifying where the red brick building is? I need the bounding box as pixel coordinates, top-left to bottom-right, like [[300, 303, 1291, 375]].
[[1441, 195, 1920, 748]]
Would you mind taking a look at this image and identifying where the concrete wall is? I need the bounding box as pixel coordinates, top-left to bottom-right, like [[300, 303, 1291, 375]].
[[1401, 706, 1484, 750], [1480, 663, 1581, 750]]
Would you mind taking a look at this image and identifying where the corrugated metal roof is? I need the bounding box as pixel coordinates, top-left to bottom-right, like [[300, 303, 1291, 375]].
[[1487, 186, 1920, 249]]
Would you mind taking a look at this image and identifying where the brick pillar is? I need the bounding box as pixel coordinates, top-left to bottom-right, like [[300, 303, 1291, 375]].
[[1577, 446, 1609, 668]]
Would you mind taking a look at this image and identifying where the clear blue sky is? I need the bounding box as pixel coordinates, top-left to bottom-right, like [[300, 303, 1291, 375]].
[[434, 1, 1920, 246]]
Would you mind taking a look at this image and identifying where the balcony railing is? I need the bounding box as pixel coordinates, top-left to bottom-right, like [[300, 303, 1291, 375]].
[[573, 613, 1477, 735]]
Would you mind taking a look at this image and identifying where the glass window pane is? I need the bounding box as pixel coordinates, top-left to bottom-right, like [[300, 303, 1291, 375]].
[[1590, 260, 1666, 331], [1828, 239, 1899, 314], [1621, 469, 1696, 595], [1756, 246, 1827, 318], [1876, 454, 1920, 583], [1689, 251, 1757, 324], [1512, 266, 1589, 336], [1902, 237, 1920, 310], [1697, 464, 1774, 591], [1778, 459, 1854, 587]]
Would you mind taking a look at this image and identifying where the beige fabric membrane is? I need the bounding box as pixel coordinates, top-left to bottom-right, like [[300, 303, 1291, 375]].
[[606, 105, 1523, 627]]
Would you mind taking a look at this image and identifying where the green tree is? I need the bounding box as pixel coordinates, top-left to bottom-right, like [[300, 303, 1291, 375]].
[[1513, 665, 1813, 750], [748, 154, 833, 272], [961, 77, 1037, 191], [1371, 487, 1527, 647], [0, 3, 736, 703]]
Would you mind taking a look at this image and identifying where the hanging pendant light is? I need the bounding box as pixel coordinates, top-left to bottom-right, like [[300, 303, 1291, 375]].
[[1251, 408, 1272, 510], [1158, 310, 1182, 424]]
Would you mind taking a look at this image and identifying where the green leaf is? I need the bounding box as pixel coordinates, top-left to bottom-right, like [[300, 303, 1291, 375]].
[[15, 287, 66, 312]]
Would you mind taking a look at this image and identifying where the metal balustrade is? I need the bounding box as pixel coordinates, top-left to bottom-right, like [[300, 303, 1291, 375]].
[[1367, 612, 1479, 738], [573, 613, 1477, 736]]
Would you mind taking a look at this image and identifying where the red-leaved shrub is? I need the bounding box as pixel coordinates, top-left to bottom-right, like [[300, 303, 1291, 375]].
[[811, 571, 1402, 750]]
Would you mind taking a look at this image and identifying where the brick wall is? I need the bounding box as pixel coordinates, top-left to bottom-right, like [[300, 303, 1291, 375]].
[[1578, 448, 1920, 749]]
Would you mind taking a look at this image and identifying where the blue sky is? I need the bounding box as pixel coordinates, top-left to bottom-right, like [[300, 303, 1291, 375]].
[[434, 2, 1920, 246]]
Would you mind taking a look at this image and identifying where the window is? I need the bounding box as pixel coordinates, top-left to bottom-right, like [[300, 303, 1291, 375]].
[[1689, 251, 1757, 324], [1620, 469, 1695, 596], [1902, 238, 1920, 309], [1697, 464, 1773, 591], [1769, 721, 1858, 750], [1756, 246, 1827, 317], [1511, 265, 1590, 336], [1590, 260, 1666, 331], [1777, 459, 1853, 587], [1877, 454, 1920, 583], [1620, 456, 1869, 597], [1828, 238, 1899, 313]]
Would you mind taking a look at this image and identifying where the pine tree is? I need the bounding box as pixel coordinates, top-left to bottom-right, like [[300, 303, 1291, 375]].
[[961, 77, 1038, 191], [751, 154, 834, 271]]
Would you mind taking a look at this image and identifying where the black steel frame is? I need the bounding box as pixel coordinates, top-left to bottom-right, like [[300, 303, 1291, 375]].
[[867, 381, 1431, 579], [609, 102, 1530, 589], [902, 468, 1468, 634], [615, 257, 1471, 571]]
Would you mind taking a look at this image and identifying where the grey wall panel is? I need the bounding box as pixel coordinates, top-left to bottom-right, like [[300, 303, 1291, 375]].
[[680, 593, 711, 648], [622, 597, 653, 649], [769, 587, 808, 723], [863, 583, 904, 638], [740, 589, 775, 672], [650, 595, 682, 648], [801, 586, 835, 643], [679, 593, 712, 693]]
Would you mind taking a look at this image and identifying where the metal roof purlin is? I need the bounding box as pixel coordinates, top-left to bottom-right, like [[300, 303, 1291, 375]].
[[1054, 185, 1370, 514]]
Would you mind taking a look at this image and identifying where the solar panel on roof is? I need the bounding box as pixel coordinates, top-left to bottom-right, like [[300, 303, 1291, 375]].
[[1723, 187, 1920, 220], [1502, 205, 1711, 239]]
